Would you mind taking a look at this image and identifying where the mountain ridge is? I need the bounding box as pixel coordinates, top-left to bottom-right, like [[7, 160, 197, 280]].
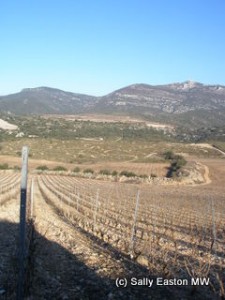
[[1, 81, 225, 127]]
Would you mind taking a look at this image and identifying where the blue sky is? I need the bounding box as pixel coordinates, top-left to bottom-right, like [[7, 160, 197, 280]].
[[1, 0, 225, 96]]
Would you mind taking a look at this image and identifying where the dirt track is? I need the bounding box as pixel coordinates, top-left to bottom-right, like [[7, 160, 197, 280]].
[[202, 163, 211, 184]]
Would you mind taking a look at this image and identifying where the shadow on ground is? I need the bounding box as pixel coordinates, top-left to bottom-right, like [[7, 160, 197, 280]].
[[0, 220, 220, 300]]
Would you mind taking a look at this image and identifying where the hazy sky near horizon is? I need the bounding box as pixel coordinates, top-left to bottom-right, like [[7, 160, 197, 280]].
[[1, 0, 225, 96]]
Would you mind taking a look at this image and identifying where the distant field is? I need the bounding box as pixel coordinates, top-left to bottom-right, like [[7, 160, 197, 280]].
[[43, 113, 174, 130], [0, 138, 223, 165]]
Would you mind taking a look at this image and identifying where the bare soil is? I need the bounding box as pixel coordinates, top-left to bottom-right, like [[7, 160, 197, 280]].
[[0, 119, 18, 130]]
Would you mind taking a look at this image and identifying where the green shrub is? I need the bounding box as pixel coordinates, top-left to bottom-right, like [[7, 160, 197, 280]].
[[36, 165, 49, 171], [140, 174, 148, 179], [119, 170, 136, 177], [53, 166, 67, 171], [13, 165, 21, 171], [150, 173, 157, 178], [174, 155, 187, 168], [166, 154, 187, 178], [99, 169, 111, 175], [163, 150, 175, 160], [0, 163, 9, 170], [73, 167, 81, 173], [112, 170, 118, 176], [83, 168, 94, 174]]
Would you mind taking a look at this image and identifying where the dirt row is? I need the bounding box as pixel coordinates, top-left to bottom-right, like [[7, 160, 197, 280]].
[[28, 177, 174, 299]]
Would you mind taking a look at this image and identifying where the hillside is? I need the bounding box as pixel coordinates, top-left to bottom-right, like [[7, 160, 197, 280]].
[[0, 87, 97, 115], [96, 81, 225, 114], [1, 81, 225, 127], [95, 82, 225, 127]]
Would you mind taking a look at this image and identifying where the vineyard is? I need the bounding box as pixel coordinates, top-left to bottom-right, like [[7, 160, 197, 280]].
[[0, 167, 225, 299]]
